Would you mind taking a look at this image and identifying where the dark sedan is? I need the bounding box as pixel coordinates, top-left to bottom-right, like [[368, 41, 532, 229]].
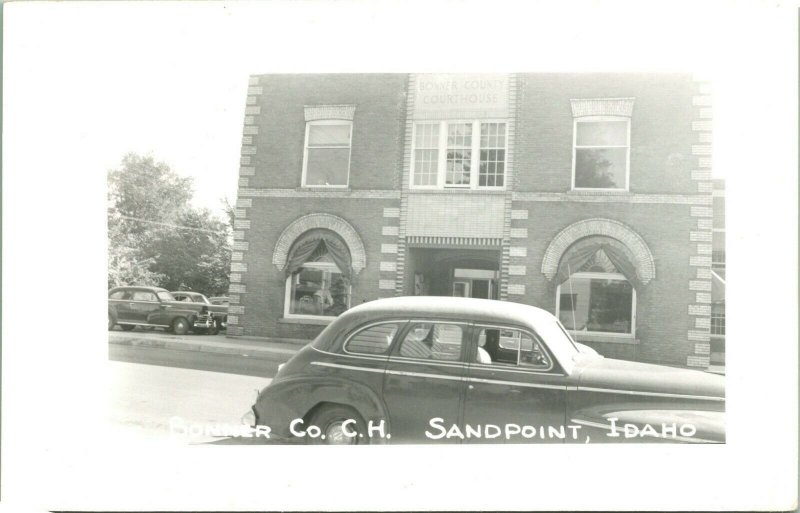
[[244, 297, 725, 445], [171, 291, 228, 334], [108, 286, 214, 335]]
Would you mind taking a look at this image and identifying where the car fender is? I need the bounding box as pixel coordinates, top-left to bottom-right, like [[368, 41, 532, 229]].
[[567, 399, 725, 443], [255, 375, 390, 439]]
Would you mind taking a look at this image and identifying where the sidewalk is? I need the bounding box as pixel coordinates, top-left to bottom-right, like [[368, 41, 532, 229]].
[[108, 330, 306, 361]]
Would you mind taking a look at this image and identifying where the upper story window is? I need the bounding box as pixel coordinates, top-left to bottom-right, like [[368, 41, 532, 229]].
[[572, 117, 630, 190], [302, 120, 352, 188], [411, 120, 506, 190]]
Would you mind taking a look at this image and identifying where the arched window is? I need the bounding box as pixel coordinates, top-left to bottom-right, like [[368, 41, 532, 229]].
[[554, 236, 638, 337], [283, 229, 352, 319]]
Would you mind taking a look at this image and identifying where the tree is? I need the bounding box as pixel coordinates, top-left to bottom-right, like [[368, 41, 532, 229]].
[[107, 153, 232, 295], [108, 153, 194, 236]]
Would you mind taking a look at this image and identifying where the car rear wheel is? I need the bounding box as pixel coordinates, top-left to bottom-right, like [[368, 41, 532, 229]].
[[172, 317, 189, 335], [308, 405, 368, 445], [120, 325, 135, 331]]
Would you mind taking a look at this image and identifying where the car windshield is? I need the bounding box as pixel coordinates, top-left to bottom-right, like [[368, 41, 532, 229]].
[[196, 294, 211, 304], [532, 316, 581, 372], [157, 291, 175, 301]]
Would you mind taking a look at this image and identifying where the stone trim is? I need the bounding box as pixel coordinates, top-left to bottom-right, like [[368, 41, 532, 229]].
[[406, 235, 502, 247], [272, 213, 367, 275], [395, 73, 416, 296], [570, 98, 635, 117], [687, 355, 710, 367], [498, 74, 517, 301], [382, 226, 399, 236], [541, 218, 656, 284], [238, 188, 400, 199], [380, 261, 397, 272], [379, 279, 396, 290], [383, 207, 400, 218], [510, 209, 528, 220], [381, 244, 398, 254], [513, 191, 712, 205], [507, 284, 525, 295], [509, 246, 527, 257], [304, 104, 356, 122]]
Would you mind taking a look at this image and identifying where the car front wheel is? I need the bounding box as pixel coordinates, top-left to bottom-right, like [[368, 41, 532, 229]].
[[172, 317, 190, 335], [108, 313, 115, 331], [308, 405, 368, 445]]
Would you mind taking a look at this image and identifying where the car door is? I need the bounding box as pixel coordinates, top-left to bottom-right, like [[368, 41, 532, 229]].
[[109, 289, 133, 323], [462, 324, 569, 444], [129, 290, 162, 324], [380, 320, 470, 444]]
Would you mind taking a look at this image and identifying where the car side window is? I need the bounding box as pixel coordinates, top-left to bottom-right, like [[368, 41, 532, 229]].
[[110, 291, 127, 300], [398, 323, 464, 361], [344, 323, 400, 355], [132, 291, 157, 302], [475, 327, 551, 370]]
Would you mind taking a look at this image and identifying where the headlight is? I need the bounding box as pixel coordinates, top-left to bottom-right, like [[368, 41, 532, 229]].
[[241, 409, 256, 426]]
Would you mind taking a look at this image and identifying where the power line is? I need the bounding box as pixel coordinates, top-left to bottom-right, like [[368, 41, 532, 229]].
[[114, 215, 228, 235]]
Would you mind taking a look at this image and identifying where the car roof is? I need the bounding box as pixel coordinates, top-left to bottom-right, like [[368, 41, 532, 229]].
[[110, 286, 169, 293], [341, 296, 555, 326], [172, 291, 202, 296]]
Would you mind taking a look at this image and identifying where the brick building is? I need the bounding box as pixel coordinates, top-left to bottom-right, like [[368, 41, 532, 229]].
[[227, 73, 716, 369]]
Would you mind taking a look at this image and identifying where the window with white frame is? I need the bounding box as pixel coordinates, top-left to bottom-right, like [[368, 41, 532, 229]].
[[555, 248, 636, 337], [302, 120, 352, 187], [411, 120, 506, 189], [573, 117, 630, 190]]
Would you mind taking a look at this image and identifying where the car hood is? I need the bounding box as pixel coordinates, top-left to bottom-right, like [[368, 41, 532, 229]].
[[574, 356, 725, 400], [164, 301, 206, 310]]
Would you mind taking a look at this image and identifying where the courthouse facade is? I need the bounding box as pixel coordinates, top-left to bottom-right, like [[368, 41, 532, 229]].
[[226, 73, 717, 368]]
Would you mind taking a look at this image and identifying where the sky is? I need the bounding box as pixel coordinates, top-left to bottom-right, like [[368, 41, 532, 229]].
[[4, 0, 771, 217]]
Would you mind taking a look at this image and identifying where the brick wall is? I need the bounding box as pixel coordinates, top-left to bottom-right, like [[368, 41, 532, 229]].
[[233, 197, 399, 340], [515, 73, 698, 194], [508, 201, 696, 366], [247, 74, 408, 190]]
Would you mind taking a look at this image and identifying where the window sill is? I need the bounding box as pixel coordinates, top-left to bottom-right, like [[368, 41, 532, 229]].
[[568, 189, 631, 196], [279, 316, 334, 326], [298, 186, 350, 191], [408, 188, 507, 195], [569, 331, 638, 345]]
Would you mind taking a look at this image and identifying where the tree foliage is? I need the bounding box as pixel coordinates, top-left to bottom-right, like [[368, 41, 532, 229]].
[[107, 153, 232, 295]]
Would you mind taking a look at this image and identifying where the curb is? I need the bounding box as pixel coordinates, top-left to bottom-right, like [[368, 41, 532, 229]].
[[109, 335, 299, 361]]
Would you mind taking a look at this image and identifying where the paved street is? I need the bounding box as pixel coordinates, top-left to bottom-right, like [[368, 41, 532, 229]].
[[110, 344, 284, 377], [108, 331, 294, 445]]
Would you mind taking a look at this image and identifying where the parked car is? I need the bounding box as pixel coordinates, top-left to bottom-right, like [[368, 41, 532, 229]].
[[171, 291, 228, 334], [108, 286, 214, 335], [243, 296, 725, 445], [209, 296, 230, 306]]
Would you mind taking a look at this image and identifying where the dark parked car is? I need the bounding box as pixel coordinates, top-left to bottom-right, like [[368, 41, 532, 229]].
[[171, 291, 228, 334], [209, 296, 230, 306], [244, 296, 725, 445], [108, 286, 214, 335]]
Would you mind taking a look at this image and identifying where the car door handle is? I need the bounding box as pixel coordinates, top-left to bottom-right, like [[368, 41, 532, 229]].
[[468, 384, 475, 390]]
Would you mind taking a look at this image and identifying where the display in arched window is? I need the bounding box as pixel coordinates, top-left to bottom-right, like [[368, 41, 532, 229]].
[[284, 229, 353, 318], [556, 246, 636, 336]]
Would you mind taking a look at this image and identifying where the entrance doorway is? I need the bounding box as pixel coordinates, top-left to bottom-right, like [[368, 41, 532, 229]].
[[406, 248, 500, 300], [452, 268, 498, 299]]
